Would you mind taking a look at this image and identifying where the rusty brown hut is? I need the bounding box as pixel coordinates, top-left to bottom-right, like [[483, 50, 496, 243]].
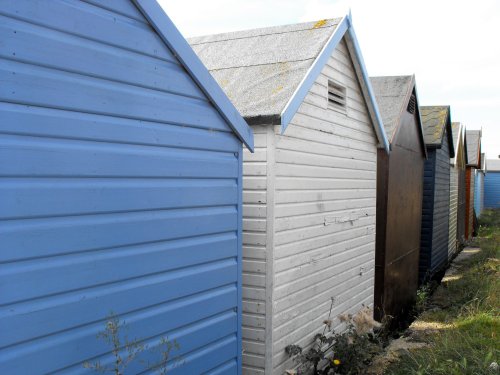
[[371, 75, 427, 321]]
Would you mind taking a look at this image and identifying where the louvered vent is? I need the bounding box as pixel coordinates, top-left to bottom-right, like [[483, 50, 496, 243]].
[[328, 80, 347, 110], [407, 94, 416, 114]]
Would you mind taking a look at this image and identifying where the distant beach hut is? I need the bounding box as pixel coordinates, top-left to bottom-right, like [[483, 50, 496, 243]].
[[419, 106, 454, 283], [370, 75, 427, 320]]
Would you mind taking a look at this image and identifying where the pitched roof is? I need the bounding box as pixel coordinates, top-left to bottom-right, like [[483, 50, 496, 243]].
[[450, 122, 465, 166], [189, 19, 341, 120], [132, 0, 254, 150], [188, 16, 390, 151], [451, 122, 461, 151], [420, 106, 451, 146], [369, 75, 426, 157], [466, 129, 481, 167]]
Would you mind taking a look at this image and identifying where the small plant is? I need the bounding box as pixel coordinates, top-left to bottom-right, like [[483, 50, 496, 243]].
[[415, 284, 432, 314], [84, 313, 181, 375], [285, 301, 383, 375]]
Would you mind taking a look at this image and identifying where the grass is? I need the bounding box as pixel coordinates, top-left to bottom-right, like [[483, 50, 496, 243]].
[[384, 209, 500, 375]]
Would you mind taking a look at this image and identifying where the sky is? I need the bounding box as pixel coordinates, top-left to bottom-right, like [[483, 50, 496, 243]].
[[159, 0, 500, 160]]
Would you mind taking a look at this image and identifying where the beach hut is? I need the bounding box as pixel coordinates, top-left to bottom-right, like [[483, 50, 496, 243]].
[[449, 122, 467, 258], [419, 106, 454, 283], [474, 154, 486, 217], [0, 1, 253, 374], [190, 16, 389, 374], [484, 159, 500, 208], [465, 130, 482, 239], [370, 75, 427, 321]]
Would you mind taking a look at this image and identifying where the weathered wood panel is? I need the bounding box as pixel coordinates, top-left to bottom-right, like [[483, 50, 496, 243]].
[[242, 126, 269, 375], [419, 127, 451, 283], [375, 105, 424, 321], [271, 39, 377, 374], [419, 150, 435, 282], [457, 167, 467, 244], [430, 131, 451, 273], [448, 165, 459, 259], [465, 167, 475, 240]]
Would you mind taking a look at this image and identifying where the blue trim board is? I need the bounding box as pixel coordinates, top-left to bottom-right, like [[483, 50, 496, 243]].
[[133, 0, 254, 151], [280, 14, 389, 152], [345, 16, 389, 152], [237, 148, 243, 375], [280, 16, 348, 133]]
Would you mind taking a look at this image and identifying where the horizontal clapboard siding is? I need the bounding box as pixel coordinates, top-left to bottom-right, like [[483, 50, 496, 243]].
[[466, 169, 476, 239], [474, 171, 484, 217], [419, 150, 435, 282], [448, 166, 459, 259], [430, 133, 450, 274], [0, 1, 242, 374], [272, 39, 377, 374], [242, 126, 268, 375], [420, 130, 451, 283], [484, 172, 500, 208]]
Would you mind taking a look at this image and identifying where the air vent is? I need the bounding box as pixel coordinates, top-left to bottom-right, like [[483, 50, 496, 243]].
[[407, 94, 416, 114], [328, 80, 346, 110]]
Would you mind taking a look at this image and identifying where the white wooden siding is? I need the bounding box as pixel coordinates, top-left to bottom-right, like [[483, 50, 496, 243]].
[[272, 39, 377, 374], [449, 166, 459, 259], [242, 126, 270, 375]]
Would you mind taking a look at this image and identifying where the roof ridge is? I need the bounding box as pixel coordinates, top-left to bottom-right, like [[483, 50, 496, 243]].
[[188, 19, 340, 45]]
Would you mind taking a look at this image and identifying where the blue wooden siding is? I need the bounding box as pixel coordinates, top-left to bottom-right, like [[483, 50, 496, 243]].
[[419, 128, 450, 283], [0, 1, 242, 374], [474, 171, 484, 216], [484, 172, 500, 208]]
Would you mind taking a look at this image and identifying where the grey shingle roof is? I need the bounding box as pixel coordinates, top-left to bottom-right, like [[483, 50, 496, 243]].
[[466, 130, 481, 167], [188, 19, 341, 120], [370, 75, 414, 142], [420, 106, 450, 146]]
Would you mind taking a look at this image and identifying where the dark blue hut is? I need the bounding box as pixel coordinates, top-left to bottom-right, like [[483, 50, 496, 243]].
[[419, 106, 454, 283]]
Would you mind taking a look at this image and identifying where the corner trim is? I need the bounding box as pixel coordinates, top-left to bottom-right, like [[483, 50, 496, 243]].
[[344, 16, 390, 152]]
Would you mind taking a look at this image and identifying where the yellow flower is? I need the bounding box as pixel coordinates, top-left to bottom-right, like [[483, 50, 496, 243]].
[[333, 359, 341, 366]]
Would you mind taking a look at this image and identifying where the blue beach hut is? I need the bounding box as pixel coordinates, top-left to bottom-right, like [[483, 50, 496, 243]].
[[0, 1, 253, 373]]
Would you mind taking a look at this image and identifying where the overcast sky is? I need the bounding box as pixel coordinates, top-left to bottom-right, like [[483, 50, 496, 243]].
[[159, 0, 500, 160]]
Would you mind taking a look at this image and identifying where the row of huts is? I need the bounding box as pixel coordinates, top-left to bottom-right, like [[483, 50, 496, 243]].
[[0, 1, 492, 374]]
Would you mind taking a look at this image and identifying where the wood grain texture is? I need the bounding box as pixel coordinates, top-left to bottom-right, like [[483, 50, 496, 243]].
[[272, 39, 377, 374], [0, 1, 244, 373], [419, 127, 451, 283], [374, 93, 425, 321]]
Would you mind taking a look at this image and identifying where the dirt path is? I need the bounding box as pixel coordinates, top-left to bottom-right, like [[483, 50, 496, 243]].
[[366, 247, 482, 375]]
